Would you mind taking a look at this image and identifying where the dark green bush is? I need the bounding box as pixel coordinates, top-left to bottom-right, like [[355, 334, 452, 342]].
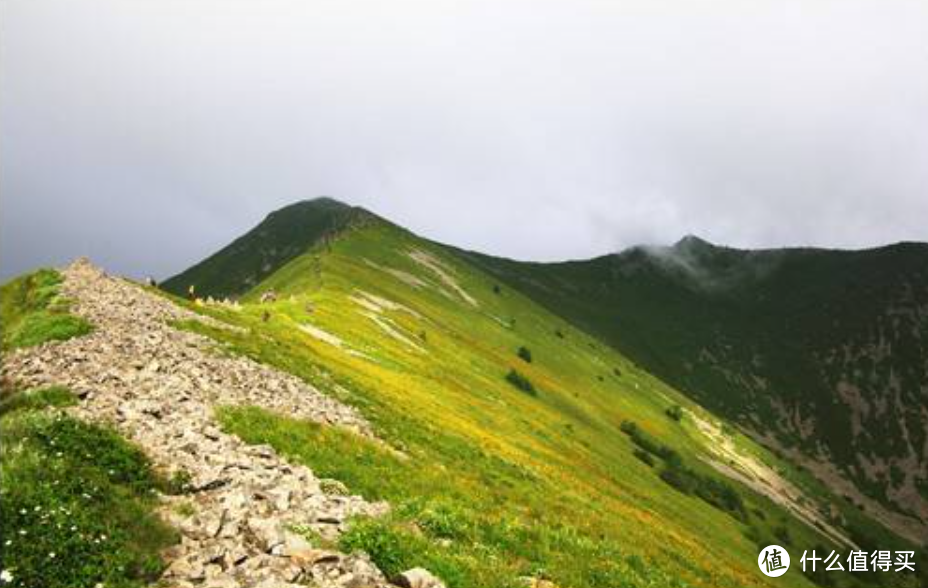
[[505, 369, 537, 396], [659, 465, 697, 494], [619, 421, 680, 464], [621, 419, 746, 521], [665, 405, 684, 422], [773, 524, 792, 546], [633, 449, 655, 467], [517, 346, 533, 363], [660, 461, 747, 521]]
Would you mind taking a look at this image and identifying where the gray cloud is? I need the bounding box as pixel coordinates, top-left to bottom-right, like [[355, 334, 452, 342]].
[[2, 0, 927, 280]]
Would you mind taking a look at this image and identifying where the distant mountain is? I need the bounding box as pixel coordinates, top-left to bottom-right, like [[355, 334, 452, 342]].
[[162, 198, 379, 298], [460, 237, 928, 542]]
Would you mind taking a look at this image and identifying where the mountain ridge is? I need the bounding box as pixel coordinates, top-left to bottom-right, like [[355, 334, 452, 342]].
[[163, 197, 928, 547], [164, 197, 927, 296], [162, 198, 385, 299]]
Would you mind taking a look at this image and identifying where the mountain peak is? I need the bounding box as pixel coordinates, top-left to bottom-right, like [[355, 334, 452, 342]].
[[274, 196, 350, 211], [162, 197, 377, 298], [672, 234, 715, 251]]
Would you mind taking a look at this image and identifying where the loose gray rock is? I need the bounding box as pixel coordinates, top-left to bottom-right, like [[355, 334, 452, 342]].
[[392, 567, 447, 588], [1, 259, 396, 588]]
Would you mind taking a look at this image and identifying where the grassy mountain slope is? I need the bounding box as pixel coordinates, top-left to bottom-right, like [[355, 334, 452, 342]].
[[459, 236, 928, 543], [0, 268, 92, 351], [161, 198, 376, 299], [165, 201, 924, 587]]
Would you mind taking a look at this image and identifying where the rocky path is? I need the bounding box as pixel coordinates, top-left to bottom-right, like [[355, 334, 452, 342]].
[[1, 259, 409, 588]]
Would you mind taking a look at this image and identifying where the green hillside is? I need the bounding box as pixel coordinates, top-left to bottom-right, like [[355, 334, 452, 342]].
[[0, 268, 92, 351], [161, 198, 376, 299], [459, 235, 928, 545], [164, 199, 925, 588]]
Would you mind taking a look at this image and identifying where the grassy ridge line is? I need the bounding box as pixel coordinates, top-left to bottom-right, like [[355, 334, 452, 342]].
[[161, 198, 377, 298], [169, 221, 863, 587], [0, 268, 92, 351]]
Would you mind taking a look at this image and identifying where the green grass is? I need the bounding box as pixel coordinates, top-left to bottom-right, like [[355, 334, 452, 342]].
[[0, 386, 176, 588], [0, 386, 77, 417], [164, 216, 895, 588], [219, 405, 689, 588], [459, 239, 928, 533], [0, 269, 92, 351]]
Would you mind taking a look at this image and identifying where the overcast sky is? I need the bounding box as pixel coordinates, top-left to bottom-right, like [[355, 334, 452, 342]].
[[2, 0, 927, 280]]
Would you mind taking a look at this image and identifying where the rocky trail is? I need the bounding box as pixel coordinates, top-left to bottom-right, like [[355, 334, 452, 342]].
[[2, 260, 441, 588]]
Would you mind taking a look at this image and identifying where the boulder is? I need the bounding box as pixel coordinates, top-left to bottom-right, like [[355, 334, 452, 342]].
[[392, 568, 446, 588], [246, 517, 286, 552]]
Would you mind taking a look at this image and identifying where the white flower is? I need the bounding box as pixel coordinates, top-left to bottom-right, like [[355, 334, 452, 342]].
[[0, 569, 13, 583], [49, 552, 56, 559]]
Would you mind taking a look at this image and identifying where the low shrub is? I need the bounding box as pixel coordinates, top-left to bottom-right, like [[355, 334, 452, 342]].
[[773, 524, 792, 546], [161, 469, 194, 495], [414, 500, 475, 541], [621, 419, 746, 521], [619, 421, 680, 464], [339, 517, 470, 587], [660, 461, 747, 521], [633, 449, 655, 467], [505, 369, 537, 396], [339, 518, 415, 577], [517, 346, 533, 363]]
